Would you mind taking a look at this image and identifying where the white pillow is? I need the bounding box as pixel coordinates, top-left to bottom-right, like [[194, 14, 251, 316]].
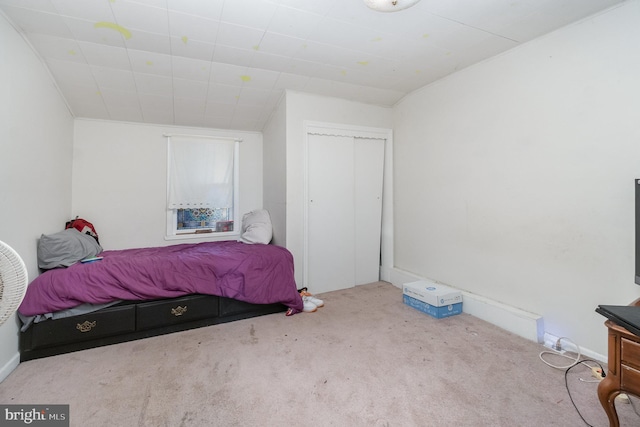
[[239, 209, 273, 244]]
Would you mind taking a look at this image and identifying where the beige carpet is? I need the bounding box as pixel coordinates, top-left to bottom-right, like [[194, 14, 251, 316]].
[[1, 281, 638, 426]]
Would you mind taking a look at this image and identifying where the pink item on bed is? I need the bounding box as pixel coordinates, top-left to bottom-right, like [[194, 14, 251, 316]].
[[19, 241, 303, 316]]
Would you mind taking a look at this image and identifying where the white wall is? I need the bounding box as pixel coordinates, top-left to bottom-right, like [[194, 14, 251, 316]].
[[72, 119, 264, 250], [0, 13, 73, 381], [262, 94, 287, 247], [283, 91, 393, 286], [392, 1, 640, 356]]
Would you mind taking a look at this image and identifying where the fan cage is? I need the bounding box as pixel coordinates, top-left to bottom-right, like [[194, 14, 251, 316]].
[[0, 241, 28, 326]]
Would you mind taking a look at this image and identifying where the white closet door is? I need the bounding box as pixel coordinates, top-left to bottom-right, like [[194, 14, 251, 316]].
[[307, 134, 355, 293], [354, 138, 385, 285], [306, 134, 385, 294]]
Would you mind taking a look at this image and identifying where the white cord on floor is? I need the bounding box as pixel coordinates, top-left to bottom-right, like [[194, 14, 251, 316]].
[[539, 336, 583, 370]]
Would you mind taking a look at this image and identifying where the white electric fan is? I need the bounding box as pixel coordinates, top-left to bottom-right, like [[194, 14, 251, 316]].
[[0, 241, 28, 326]]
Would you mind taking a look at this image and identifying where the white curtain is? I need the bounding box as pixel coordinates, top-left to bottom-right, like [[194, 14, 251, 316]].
[[167, 136, 235, 209]]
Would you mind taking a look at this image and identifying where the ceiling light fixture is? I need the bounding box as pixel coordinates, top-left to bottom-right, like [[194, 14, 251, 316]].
[[363, 0, 421, 13]]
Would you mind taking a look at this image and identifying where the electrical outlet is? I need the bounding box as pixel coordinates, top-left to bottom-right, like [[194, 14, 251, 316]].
[[543, 339, 565, 354], [591, 367, 604, 380]]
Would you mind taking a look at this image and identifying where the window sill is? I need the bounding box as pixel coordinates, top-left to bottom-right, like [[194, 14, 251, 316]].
[[164, 231, 240, 241]]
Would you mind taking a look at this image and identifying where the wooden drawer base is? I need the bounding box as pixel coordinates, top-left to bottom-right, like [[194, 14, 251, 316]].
[[136, 295, 219, 330]]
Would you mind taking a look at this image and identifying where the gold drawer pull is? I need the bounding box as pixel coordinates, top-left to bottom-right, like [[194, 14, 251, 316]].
[[171, 306, 188, 316], [76, 320, 97, 333]]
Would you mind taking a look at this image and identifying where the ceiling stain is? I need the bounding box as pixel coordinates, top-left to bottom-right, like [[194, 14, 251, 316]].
[[94, 22, 132, 40]]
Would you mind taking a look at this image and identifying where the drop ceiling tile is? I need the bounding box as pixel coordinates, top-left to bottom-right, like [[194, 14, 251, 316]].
[[206, 83, 242, 104], [233, 103, 264, 119], [64, 16, 126, 47], [141, 109, 175, 125], [100, 87, 140, 108], [273, 72, 309, 91], [134, 73, 173, 97], [215, 22, 265, 50], [231, 105, 262, 128], [1, 5, 72, 38], [344, 32, 414, 60], [171, 56, 211, 82], [175, 116, 208, 128], [212, 45, 256, 68], [170, 36, 215, 62], [205, 102, 235, 120], [172, 78, 208, 101], [287, 57, 328, 79], [293, 40, 358, 69], [237, 67, 280, 90], [229, 114, 260, 131], [266, 5, 324, 39], [306, 17, 380, 53], [256, 31, 305, 57], [250, 51, 295, 74], [128, 49, 172, 76], [109, 0, 169, 35], [105, 104, 144, 123], [28, 33, 86, 63], [166, 0, 224, 21], [90, 65, 137, 91], [173, 101, 205, 124], [211, 61, 248, 77], [50, 0, 114, 22], [62, 83, 103, 106], [124, 30, 171, 55], [220, 0, 278, 30], [278, 0, 338, 16], [68, 100, 110, 120], [203, 116, 233, 130], [128, 0, 167, 8], [236, 87, 272, 106], [0, 0, 56, 13], [77, 41, 130, 69], [45, 58, 96, 87], [139, 93, 173, 113], [167, 10, 219, 44]]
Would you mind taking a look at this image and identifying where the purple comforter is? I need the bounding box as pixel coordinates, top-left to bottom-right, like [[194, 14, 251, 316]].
[[19, 241, 303, 316]]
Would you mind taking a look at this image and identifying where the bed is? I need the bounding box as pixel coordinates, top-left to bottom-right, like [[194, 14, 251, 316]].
[[18, 233, 304, 361]]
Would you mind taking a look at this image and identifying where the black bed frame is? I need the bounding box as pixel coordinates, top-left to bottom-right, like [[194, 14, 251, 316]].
[[19, 294, 286, 361]]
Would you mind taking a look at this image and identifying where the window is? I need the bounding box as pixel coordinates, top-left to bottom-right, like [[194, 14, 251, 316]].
[[165, 134, 240, 239]]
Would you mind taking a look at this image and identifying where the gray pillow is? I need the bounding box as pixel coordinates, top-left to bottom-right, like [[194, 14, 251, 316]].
[[38, 228, 103, 269]]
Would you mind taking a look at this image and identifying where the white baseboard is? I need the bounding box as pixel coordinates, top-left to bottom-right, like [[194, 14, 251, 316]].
[[387, 267, 544, 344], [0, 352, 20, 384]]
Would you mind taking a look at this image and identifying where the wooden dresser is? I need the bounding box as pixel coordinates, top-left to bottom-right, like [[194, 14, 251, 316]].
[[597, 298, 640, 427]]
